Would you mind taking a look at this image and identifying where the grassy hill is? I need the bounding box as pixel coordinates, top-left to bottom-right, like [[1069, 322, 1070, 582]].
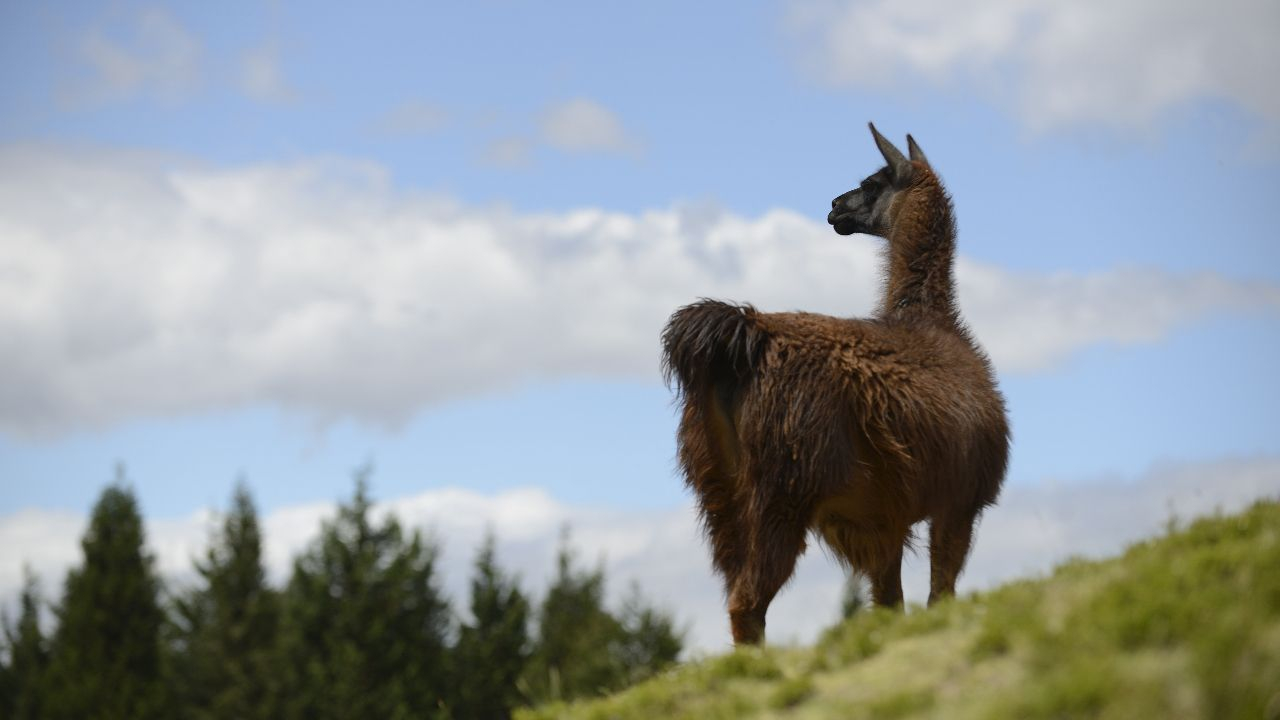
[[518, 499, 1280, 719]]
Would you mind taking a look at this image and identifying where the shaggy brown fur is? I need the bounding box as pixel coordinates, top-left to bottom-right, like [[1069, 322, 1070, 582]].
[[662, 124, 1009, 645]]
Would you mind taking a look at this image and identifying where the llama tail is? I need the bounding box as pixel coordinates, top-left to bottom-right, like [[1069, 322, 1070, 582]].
[[661, 300, 767, 402]]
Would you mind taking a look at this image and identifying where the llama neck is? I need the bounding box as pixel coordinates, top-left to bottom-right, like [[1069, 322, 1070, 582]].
[[876, 182, 960, 323]]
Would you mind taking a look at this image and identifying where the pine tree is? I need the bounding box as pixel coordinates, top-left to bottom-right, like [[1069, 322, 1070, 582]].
[[840, 571, 870, 619], [614, 582, 683, 686], [170, 481, 278, 720], [0, 569, 49, 720], [453, 531, 531, 719], [43, 472, 172, 720], [523, 530, 626, 704], [276, 470, 452, 719], [523, 531, 685, 704]]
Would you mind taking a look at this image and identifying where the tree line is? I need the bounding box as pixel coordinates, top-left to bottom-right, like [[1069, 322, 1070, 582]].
[[0, 467, 683, 719]]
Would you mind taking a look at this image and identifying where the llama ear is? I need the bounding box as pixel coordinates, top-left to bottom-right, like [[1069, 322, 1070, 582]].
[[906, 134, 929, 168], [869, 122, 912, 183]]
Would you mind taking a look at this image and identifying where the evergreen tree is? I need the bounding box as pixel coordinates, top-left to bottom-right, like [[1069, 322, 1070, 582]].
[[43, 472, 172, 720], [614, 582, 683, 686], [840, 571, 869, 619], [0, 569, 49, 720], [276, 470, 452, 719], [452, 531, 531, 720], [524, 532, 685, 704], [523, 531, 626, 703], [170, 481, 278, 720]]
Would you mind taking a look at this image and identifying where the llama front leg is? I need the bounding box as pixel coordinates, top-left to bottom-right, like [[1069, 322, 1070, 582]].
[[927, 512, 976, 605]]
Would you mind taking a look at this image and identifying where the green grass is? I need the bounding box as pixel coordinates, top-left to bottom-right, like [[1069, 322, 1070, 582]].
[[516, 498, 1280, 720]]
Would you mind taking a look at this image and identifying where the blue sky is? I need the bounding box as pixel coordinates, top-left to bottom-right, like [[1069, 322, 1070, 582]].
[[2, 0, 1279, 648]]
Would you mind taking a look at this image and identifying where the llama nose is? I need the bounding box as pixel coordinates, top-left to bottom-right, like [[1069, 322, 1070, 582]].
[[832, 189, 858, 210]]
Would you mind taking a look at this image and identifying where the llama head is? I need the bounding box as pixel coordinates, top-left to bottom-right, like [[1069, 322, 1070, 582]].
[[828, 123, 931, 237]]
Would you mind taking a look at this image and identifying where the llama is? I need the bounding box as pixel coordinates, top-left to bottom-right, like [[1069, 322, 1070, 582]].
[[661, 123, 1009, 645]]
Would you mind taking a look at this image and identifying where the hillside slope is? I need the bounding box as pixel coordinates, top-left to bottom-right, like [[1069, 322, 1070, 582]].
[[518, 499, 1280, 719]]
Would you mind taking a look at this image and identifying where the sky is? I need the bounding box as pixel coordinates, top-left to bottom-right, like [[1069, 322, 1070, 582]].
[[1, 0, 1279, 652]]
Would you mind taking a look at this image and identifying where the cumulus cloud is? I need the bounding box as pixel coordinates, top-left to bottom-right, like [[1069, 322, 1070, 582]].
[[1, 145, 1277, 435], [958, 261, 1280, 371], [540, 98, 642, 155], [2, 456, 1277, 652], [65, 7, 201, 106], [787, 0, 1280, 130]]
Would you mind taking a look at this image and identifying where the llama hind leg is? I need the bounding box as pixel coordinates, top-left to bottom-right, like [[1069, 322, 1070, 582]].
[[819, 517, 911, 607], [726, 500, 809, 645], [927, 512, 977, 605], [679, 401, 750, 598], [823, 520, 906, 608], [698, 485, 748, 598], [868, 539, 905, 608]]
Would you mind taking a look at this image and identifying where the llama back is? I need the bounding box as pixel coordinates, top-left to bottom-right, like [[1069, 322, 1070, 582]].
[[664, 304, 888, 498], [738, 312, 874, 492], [740, 311, 1006, 511]]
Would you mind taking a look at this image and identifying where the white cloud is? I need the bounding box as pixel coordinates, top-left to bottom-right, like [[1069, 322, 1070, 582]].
[[2, 456, 1277, 652], [1, 145, 1277, 435], [66, 7, 201, 106], [958, 261, 1280, 371], [787, 0, 1280, 130], [540, 98, 642, 155], [239, 43, 299, 104]]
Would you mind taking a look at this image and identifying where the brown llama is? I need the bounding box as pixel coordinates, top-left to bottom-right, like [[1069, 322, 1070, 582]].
[[661, 123, 1009, 645]]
